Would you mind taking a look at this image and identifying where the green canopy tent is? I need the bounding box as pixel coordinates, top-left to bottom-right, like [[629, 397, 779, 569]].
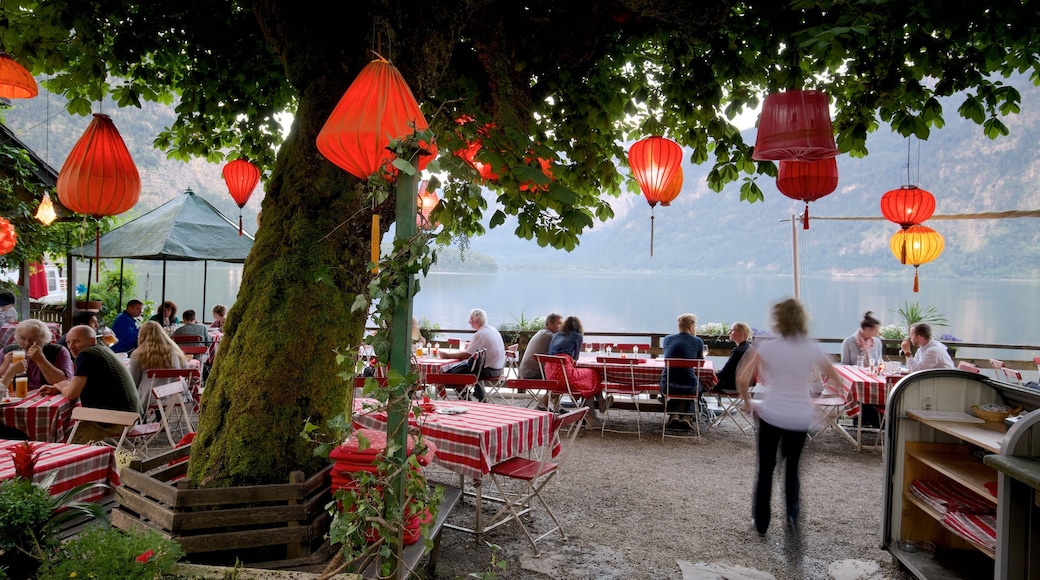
[[68, 189, 254, 318]]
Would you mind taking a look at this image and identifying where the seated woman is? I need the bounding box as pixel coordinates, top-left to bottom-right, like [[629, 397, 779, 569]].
[[0, 319, 73, 391], [149, 300, 180, 327], [659, 313, 706, 430], [128, 321, 189, 409], [713, 322, 753, 393], [209, 304, 227, 331], [840, 311, 883, 427], [542, 316, 604, 424]]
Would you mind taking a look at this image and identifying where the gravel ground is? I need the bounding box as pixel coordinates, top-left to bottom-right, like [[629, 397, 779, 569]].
[[422, 404, 915, 580]]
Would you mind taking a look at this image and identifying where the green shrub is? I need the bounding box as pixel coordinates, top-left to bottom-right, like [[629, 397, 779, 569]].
[[0, 478, 55, 577], [37, 526, 184, 580]]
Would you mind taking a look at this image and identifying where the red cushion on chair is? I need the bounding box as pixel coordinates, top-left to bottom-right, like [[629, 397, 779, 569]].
[[491, 456, 558, 481]]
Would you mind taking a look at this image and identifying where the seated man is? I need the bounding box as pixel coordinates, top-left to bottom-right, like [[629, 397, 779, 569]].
[[111, 299, 143, 353], [901, 323, 955, 371], [441, 308, 506, 402], [518, 313, 562, 380], [57, 310, 100, 349], [659, 313, 705, 430], [39, 325, 141, 444], [172, 309, 211, 347]]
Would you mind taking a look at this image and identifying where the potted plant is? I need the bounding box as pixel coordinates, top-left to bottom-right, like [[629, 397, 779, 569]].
[[73, 284, 103, 311]]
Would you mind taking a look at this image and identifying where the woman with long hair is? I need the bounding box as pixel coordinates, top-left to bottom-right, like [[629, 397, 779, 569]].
[[129, 321, 189, 407], [737, 298, 842, 536]]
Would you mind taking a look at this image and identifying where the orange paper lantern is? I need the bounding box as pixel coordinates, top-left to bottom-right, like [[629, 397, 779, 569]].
[[776, 158, 839, 229], [222, 159, 261, 236], [753, 90, 839, 161], [889, 225, 944, 292], [0, 218, 16, 255], [0, 54, 38, 100], [416, 180, 439, 230], [628, 136, 684, 256], [881, 186, 935, 228], [316, 57, 437, 180], [57, 113, 141, 276]]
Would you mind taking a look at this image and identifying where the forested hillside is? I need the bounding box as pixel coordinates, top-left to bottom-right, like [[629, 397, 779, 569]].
[[3, 77, 1039, 279]]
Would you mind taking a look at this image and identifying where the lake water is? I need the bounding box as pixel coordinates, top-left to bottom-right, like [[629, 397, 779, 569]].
[[78, 262, 1040, 357]]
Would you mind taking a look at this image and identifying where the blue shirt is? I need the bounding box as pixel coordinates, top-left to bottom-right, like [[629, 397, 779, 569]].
[[111, 311, 139, 353], [659, 331, 704, 388], [548, 331, 582, 360]]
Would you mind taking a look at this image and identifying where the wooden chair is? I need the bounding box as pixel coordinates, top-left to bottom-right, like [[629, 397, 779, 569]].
[[144, 367, 203, 414], [660, 358, 709, 442], [66, 407, 159, 455], [485, 407, 588, 555], [148, 382, 195, 446]]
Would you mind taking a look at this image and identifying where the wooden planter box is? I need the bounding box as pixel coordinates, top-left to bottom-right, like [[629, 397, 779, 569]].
[[112, 446, 334, 568]]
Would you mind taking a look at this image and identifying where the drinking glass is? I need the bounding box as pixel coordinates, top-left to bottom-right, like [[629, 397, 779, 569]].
[[605, 345, 612, 356], [856, 355, 865, 368], [584, 343, 592, 355], [703, 345, 709, 358]]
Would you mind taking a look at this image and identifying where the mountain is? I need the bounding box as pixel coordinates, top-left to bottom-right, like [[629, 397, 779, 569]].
[[3, 77, 1039, 279]]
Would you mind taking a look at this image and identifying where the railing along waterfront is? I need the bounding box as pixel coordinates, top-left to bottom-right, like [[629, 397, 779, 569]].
[[400, 328, 1040, 373]]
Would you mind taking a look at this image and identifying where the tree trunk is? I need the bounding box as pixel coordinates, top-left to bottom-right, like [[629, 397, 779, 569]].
[[188, 55, 380, 488]]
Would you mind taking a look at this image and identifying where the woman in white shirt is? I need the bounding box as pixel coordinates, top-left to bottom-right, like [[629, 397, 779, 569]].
[[737, 298, 842, 536]]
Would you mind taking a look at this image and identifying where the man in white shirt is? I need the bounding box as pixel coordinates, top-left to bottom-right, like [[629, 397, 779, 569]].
[[901, 323, 955, 371], [443, 308, 506, 401]]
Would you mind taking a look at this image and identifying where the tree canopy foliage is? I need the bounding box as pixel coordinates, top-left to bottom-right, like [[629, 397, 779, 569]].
[[3, 0, 1038, 484]]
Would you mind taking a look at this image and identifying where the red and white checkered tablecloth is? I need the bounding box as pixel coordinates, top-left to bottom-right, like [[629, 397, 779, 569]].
[[1, 394, 78, 442], [575, 358, 717, 391], [352, 398, 553, 480], [831, 364, 897, 417], [0, 439, 120, 502]]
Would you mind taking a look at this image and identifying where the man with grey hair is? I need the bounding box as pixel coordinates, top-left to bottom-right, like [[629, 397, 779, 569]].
[[443, 308, 507, 402], [39, 325, 141, 443], [519, 313, 563, 380]]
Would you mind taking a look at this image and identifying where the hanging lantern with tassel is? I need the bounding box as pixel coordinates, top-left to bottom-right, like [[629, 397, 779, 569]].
[[316, 55, 437, 277], [222, 158, 261, 236], [753, 90, 839, 161], [0, 218, 16, 255], [57, 113, 141, 278], [35, 191, 57, 225], [0, 54, 38, 100], [776, 157, 839, 229], [628, 136, 684, 256], [890, 224, 944, 292], [416, 179, 439, 230], [316, 56, 437, 180], [881, 185, 935, 229]]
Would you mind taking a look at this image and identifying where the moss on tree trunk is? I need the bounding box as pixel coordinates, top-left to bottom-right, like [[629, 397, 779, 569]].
[[187, 73, 385, 487]]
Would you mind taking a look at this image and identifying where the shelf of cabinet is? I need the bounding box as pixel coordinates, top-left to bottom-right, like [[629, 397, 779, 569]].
[[903, 491, 996, 559], [907, 449, 998, 505], [907, 410, 1005, 453]]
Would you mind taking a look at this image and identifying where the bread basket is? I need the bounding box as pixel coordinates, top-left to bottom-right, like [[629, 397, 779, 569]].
[[971, 404, 1021, 423]]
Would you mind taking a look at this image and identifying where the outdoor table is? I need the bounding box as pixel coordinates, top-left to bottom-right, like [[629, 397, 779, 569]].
[[352, 397, 554, 536], [0, 393, 77, 442], [575, 357, 718, 392], [0, 322, 61, 348], [0, 439, 120, 502], [830, 364, 901, 451]]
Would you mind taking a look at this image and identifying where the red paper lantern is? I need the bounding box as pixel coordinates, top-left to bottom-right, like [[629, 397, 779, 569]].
[[454, 116, 500, 181], [0, 54, 38, 100], [316, 57, 437, 180], [753, 90, 839, 161], [628, 136, 684, 256], [222, 159, 261, 236], [881, 186, 935, 228], [658, 167, 683, 207], [890, 225, 944, 292], [776, 157, 839, 229], [416, 179, 439, 230], [57, 113, 141, 275], [0, 218, 16, 255]]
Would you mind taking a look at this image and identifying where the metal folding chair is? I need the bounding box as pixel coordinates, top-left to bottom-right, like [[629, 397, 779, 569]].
[[485, 407, 588, 554], [534, 354, 587, 412], [66, 407, 160, 455], [660, 358, 709, 442], [599, 357, 655, 440]]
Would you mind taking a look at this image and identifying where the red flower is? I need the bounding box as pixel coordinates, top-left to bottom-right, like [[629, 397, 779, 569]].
[[9, 441, 44, 480], [135, 549, 155, 563]]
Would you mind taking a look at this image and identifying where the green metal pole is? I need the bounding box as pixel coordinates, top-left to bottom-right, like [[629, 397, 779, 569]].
[[385, 168, 417, 578]]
